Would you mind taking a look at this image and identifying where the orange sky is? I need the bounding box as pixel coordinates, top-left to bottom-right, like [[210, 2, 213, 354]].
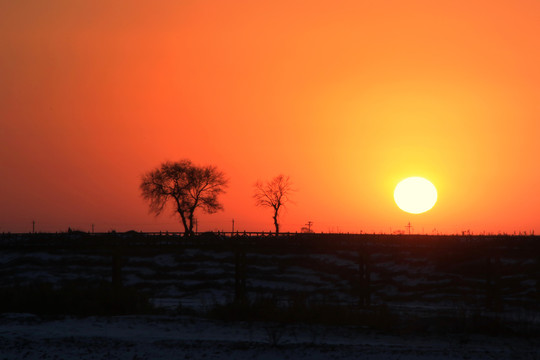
[[1, 0, 539, 234]]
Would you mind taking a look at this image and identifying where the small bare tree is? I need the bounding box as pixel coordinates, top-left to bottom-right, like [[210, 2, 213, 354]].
[[140, 160, 228, 236], [253, 175, 293, 234]]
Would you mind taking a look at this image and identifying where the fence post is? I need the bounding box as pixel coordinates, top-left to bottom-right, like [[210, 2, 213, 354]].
[[235, 243, 247, 304], [357, 250, 371, 307], [485, 257, 501, 311], [112, 252, 123, 288]]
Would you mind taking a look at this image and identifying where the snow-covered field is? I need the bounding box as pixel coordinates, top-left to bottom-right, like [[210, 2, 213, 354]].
[[1, 234, 539, 359], [1, 313, 538, 360], [1, 242, 538, 312]]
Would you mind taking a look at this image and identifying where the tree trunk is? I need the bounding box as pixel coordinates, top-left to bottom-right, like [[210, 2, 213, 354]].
[[188, 211, 195, 236], [273, 210, 279, 235], [179, 211, 190, 237]]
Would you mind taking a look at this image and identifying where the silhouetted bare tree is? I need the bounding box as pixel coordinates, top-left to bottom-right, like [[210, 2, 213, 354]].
[[253, 175, 293, 234], [140, 160, 228, 236]]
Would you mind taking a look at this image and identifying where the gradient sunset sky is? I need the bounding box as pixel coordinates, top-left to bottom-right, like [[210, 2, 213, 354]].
[[1, 0, 539, 234]]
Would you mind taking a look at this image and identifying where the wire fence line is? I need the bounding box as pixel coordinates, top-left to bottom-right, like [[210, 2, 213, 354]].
[[1, 230, 538, 253], [0, 231, 313, 249]]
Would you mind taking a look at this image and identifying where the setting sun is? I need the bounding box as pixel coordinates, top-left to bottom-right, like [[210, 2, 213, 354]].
[[394, 177, 438, 214]]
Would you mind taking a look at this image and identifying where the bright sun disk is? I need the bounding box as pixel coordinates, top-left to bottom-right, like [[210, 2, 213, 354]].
[[394, 177, 437, 214]]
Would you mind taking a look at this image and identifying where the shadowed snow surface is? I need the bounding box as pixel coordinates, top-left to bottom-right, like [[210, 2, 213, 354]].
[[0, 314, 537, 360]]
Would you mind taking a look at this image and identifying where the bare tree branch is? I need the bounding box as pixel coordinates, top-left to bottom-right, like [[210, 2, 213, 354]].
[[253, 174, 293, 234]]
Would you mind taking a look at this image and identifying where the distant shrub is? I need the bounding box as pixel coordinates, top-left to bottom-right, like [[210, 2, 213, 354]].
[[207, 295, 398, 330], [0, 280, 155, 316], [207, 296, 540, 336]]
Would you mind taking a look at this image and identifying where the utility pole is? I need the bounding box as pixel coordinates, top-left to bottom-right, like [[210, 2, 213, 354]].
[[91, 224, 95, 234], [232, 219, 235, 234], [306, 221, 313, 233], [406, 222, 412, 235], [32, 220, 35, 234]]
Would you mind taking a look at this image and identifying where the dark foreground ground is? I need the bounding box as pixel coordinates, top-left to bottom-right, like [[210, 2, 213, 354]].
[[0, 232, 539, 359], [1, 313, 539, 360]]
